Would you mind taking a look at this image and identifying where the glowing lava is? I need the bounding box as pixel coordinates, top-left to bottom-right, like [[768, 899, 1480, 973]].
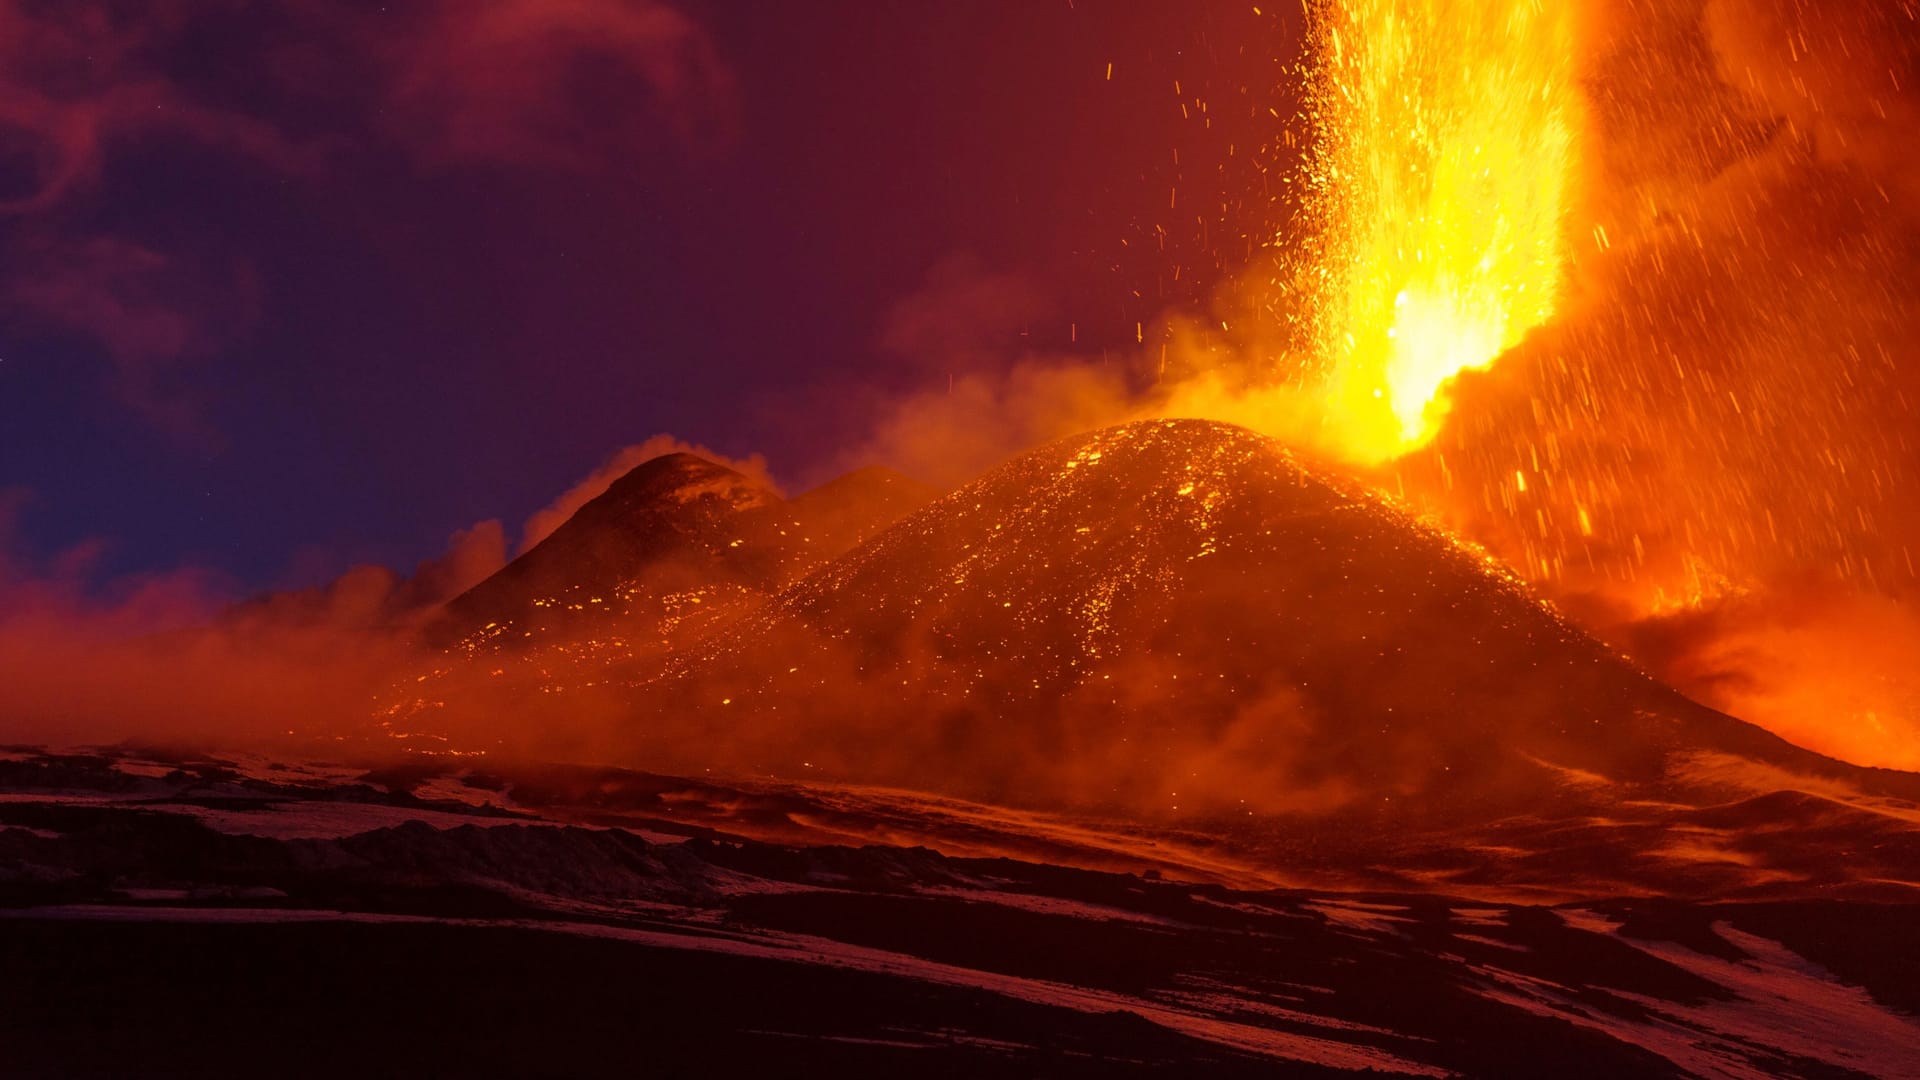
[[1301, 0, 1580, 460]]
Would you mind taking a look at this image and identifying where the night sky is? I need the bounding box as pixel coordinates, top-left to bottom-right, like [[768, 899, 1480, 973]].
[[2, 1, 1296, 594]]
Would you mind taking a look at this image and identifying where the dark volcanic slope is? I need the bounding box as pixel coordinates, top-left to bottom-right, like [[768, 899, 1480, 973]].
[[433, 454, 933, 650], [653, 419, 1918, 818], [787, 464, 942, 553], [434, 453, 789, 648], [5, 748, 1918, 1077], [385, 455, 932, 747]]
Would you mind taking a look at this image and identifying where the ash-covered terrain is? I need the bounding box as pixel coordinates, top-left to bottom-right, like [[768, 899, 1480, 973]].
[[4, 746, 1919, 1079]]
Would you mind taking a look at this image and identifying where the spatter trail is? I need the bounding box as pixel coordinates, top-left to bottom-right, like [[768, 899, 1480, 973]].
[[1296, 0, 1579, 462]]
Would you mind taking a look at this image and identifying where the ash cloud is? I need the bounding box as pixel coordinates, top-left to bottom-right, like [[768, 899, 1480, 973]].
[[840, 360, 1139, 490], [822, 256, 1142, 488], [1598, 587, 1920, 773], [0, 497, 350, 749], [1387, 0, 1920, 768]]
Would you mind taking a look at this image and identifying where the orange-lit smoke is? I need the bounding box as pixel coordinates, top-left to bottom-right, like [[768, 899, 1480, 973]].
[[1045, 0, 1920, 769], [695, 0, 1920, 772], [0, 505, 408, 750], [1259, 0, 1920, 768], [1614, 587, 1920, 773]]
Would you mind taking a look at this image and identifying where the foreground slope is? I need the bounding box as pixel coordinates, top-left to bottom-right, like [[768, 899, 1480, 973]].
[[657, 420, 1909, 815], [3, 747, 1918, 1078]]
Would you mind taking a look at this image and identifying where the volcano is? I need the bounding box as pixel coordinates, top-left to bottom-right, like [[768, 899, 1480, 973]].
[[392, 419, 1920, 896], [384, 455, 933, 748], [14, 423, 1920, 1073], [433, 454, 934, 651], [612, 420, 1920, 895]]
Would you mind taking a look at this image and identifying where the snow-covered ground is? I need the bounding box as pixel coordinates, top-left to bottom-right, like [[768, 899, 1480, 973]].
[[4, 745, 1918, 1078]]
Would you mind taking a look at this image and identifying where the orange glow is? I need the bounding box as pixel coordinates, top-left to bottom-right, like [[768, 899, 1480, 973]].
[[1298, 0, 1579, 461]]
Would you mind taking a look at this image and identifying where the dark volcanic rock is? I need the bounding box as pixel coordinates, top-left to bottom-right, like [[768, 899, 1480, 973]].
[[430, 453, 934, 651], [433, 453, 793, 648]]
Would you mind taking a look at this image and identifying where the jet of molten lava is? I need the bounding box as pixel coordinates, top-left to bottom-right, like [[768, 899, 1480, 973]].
[[1301, 0, 1579, 461]]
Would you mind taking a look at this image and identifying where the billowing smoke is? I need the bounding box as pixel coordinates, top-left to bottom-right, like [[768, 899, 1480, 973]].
[[1379, 0, 1920, 767], [1611, 586, 1920, 772]]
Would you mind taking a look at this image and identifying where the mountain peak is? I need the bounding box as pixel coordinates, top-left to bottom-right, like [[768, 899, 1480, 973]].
[[423, 452, 933, 656], [591, 452, 778, 515], [646, 418, 1900, 820], [429, 452, 784, 648]]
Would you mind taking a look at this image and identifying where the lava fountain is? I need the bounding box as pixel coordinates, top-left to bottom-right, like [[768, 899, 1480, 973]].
[[1300, 0, 1581, 462]]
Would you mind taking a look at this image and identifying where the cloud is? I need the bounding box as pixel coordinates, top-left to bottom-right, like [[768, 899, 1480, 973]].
[[0, 0, 732, 207], [842, 360, 1139, 489], [0, 0, 310, 214], [0, 0, 733, 438], [0, 3, 295, 434], [403, 519, 510, 610], [0, 1, 295, 438], [4, 233, 261, 435], [362, 0, 737, 169], [821, 256, 1140, 487], [518, 435, 777, 556], [237, 519, 511, 632], [0, 486, 228, 637]]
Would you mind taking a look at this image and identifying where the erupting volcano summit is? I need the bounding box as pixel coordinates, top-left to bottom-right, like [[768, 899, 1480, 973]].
[[8, 1, 1920, 1073], [583, 422, 1915, 895]]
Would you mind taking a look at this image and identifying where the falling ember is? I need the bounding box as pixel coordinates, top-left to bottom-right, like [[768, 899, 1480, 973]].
[[1300, 0, 1579, 461]]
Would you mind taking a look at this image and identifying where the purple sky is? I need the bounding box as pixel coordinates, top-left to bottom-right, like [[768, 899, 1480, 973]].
[[1, 1, 1299, 594]]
